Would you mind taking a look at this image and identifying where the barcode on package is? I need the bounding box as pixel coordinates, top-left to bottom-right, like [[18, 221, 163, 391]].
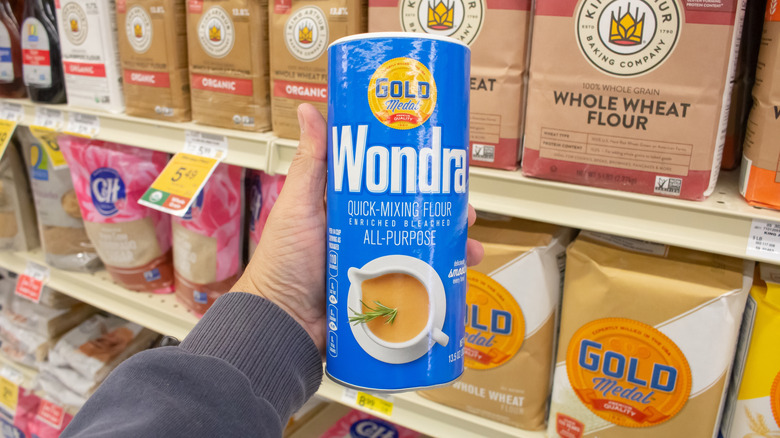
[[654, 176, 682, 196], [472, 144, 495, 162]]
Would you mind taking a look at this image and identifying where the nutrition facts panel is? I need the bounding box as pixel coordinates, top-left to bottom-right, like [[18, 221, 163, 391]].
[[539, 128, 694, 176]]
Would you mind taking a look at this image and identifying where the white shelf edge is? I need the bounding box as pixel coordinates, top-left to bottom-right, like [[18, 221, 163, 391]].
[[8, 99, 274, 171], [0, 250, 537, 438], [317, 378, 544, 438], [0, 250, 198, 340]]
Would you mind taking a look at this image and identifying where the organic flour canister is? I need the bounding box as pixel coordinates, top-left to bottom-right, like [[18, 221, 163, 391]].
[[56, 0, 125, 113], [720, 263, 780, 438], [368, 0, 531, 170], [326, 33, 470, 391], [523, 0, 746, 200], [549, 232, 753, 438], [269, 0, 366, 140], [186, 0, 270, 131], [419, 216, 574, 430], [116, 0, 191, 121]]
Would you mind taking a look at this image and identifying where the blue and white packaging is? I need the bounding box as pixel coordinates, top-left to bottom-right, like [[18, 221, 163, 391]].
[[325, 32, 470, 391]]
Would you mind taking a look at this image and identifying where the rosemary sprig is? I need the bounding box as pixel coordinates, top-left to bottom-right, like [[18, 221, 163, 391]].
[[349, 300, 398, 325]]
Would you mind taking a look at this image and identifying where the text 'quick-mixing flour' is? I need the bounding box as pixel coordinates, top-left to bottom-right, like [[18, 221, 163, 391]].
[[325, 33, 470, 391]]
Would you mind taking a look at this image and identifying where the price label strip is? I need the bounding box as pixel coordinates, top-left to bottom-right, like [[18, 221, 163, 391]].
[[746, 219, 780, 261], [0, 101, 23, 160], [139, 131, 228, 216], [64, 112, 100, 138], [14, 261, 50, 303], [342, 388, 394, 417], [0, 101, 23, 122], [32, 107, 65, 131], [29, 126, 68, 168]]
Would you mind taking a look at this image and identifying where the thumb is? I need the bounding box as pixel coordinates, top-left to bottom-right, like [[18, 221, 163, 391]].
[[280, 104, 328, 207]]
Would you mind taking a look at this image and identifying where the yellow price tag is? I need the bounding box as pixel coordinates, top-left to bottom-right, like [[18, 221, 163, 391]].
[[139, 152, 221, 216], [0, 119, 16, 160], [355, 391, 394, 416], [29, 126, 68, 168], [0, 376, 19, 415]]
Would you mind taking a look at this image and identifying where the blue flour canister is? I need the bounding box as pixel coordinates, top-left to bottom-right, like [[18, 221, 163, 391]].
[[325, 33, 471, 391]]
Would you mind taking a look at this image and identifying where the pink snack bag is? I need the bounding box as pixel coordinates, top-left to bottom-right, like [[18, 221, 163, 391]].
[[320, 409, 422, 438], [28, 398, 73, 438], [173, 163, 243, 315], [59, 136, 174, 293], [247, 170, 285, 259]]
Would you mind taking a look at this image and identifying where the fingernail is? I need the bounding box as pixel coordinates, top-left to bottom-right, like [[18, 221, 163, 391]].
[[297, 107, 305, 134]]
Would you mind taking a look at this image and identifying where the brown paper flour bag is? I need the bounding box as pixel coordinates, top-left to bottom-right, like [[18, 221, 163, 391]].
[[368, 0, 530, 170], [549, 232, 752, 438], [117, 0, 192, 121], [186, 0, 271, 131], [269, 0, 366, 139], [523, 1, 746, 200], [419, 216, 574, 430]]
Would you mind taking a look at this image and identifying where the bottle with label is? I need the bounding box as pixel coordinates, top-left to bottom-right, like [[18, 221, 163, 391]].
[[0, 0, 24, 97], [22, 0, 67, 103]]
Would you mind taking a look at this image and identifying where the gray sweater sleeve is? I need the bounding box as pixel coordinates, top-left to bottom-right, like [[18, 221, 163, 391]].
[[61, 292, 323, 437]]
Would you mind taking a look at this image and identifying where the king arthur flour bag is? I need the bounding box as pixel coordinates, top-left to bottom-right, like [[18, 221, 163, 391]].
[[116, 0, 191, 121], [418, 216, 573, 430], [186, 0, 270, 131], [368, 0, 530, 170], [56, 0, 125, 112], [17, 126, 102, 272], [719, 263, 780, 438], [740, 0, 780, 210], [523, 0, 746, 200], [173, 163, 243, 315], [269, 0, 366, 139], [549, 232, 752, 438], [60, 136, 174, 293]]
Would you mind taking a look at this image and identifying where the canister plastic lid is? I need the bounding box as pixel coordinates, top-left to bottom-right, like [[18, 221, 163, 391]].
[[329, 32, 470, 50]]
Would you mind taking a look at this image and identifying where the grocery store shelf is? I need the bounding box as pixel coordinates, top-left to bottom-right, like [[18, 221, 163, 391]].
[[0, 250, 198, 340], [317, 379, 543, 438], [8, 99, 275, 171], [0, 249, 539, 438], [260, 136, 780, 264], [469, 168, 780, 263]]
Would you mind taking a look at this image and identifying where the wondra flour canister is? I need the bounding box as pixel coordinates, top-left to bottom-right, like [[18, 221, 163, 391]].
[[325, 33, 470, 391]]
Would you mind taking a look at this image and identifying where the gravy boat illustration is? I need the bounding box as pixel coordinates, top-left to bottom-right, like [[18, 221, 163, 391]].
[[347, 255, 448, 364]]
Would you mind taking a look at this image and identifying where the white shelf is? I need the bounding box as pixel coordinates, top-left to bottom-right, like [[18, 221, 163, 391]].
[[0, 249, 539, 438], [8, 99, 276, 171], [0, 250, 198, 341]]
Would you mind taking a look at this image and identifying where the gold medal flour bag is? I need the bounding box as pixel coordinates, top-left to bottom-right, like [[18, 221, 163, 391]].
[[419, 216, 573, 430], [720, 263, 780, 438], [549, 232, 752, 438], [368, 0, 531, 170], [269, 0, 366, 139], [523, 1, 746, 200], [116, 0, 191, 121], [186, 0, 270, 131]]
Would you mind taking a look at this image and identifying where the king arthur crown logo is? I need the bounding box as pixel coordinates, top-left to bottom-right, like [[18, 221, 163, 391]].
[[427, 0, 454, 30], [70, 19, 78, 33], [134, 23, 142, 38], [609, 4, 644, 46], [209, 24, 221, 42], [298, 23, 312, 44]]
